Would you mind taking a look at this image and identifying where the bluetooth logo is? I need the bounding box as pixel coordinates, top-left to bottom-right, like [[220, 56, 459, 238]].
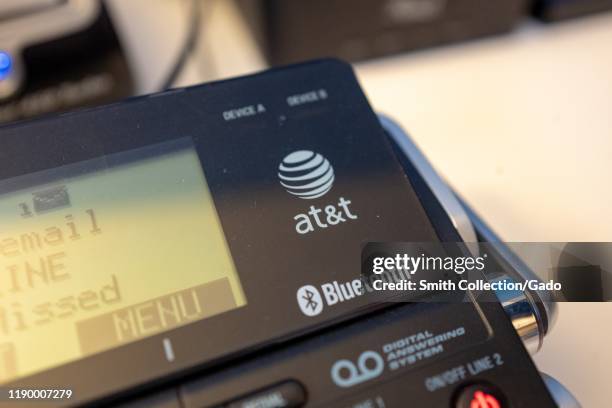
[[296, 285, 324, 316]]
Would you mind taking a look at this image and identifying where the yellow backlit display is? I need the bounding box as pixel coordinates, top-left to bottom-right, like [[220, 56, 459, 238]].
[[0, 144, 246, 383]]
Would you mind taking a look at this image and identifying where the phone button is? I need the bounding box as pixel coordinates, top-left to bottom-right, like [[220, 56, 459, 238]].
[[226, 381, 306, 408]]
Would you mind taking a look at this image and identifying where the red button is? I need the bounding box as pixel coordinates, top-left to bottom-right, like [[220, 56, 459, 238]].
[[455, 384, 506, 408], [470, 390, 501, 408]]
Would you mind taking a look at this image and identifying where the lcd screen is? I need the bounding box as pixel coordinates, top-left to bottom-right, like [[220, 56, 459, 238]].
[[0, 139, 246, 383]]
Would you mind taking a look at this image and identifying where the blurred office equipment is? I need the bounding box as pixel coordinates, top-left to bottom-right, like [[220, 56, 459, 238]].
[[533, 0, 612, 21], [241, 0, 528, 64], [4, 0, 612, 127], [0, 0, 133, 124], [0, 0, 266, 125], [106, 0, 266, 94]]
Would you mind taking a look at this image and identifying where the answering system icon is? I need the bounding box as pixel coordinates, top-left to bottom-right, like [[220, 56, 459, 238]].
[[296, 285, 324, 316], [330, 350, 385, 388], [278, 150, 335, 199]]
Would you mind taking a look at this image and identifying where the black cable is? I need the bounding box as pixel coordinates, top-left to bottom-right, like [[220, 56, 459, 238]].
[[158, 0, 203, 90]]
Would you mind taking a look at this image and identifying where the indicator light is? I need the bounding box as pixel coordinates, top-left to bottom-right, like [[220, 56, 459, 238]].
[[470, 390, 501, 408], [0, 51, 13, 80], [456, 384, 506, 408]]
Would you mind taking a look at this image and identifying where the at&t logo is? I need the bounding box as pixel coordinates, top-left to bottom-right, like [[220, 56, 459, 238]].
[[279, 150, 358, 235], [278, 150, 335, 199]]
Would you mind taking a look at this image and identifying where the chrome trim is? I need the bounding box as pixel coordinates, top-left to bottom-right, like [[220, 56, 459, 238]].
[[455, 194, 558, 341], [491, 273, 541, 354], [541, 372, 582, 408], [378, 114, 555, 352]]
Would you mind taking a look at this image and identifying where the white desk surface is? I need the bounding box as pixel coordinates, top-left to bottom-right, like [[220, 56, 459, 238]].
[[355, 14, 612, 408]]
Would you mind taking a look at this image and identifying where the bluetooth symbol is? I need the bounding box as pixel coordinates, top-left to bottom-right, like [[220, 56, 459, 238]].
[[302, 289, 319, 311], [296, 285, 324, 316]]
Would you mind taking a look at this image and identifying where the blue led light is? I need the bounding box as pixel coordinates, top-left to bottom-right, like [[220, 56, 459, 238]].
[[0, 51, 13, 80]]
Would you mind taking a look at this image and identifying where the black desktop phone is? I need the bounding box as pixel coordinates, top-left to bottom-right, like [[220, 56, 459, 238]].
[[0, 60, 556, 407]]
